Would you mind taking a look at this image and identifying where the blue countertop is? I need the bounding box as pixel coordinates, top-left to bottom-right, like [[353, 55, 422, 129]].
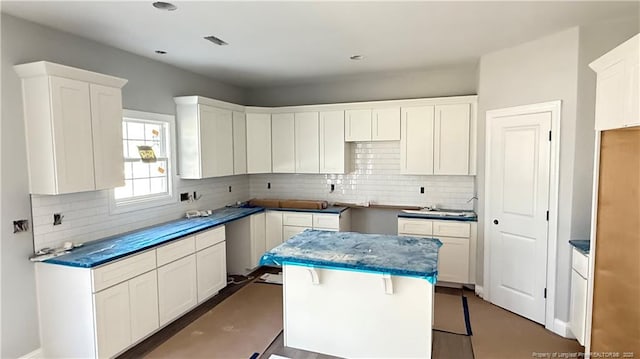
[[398, 210, 477, 222], [260, 229, 442, 284], [569, 240, 590, 255], [45, 206, 264, 268]]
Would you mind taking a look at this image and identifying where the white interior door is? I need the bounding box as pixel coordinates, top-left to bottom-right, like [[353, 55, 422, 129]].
[[487, 110, 551, 325]]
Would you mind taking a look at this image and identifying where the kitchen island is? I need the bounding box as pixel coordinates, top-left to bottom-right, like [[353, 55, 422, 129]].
[[260, 230, 442, 358]]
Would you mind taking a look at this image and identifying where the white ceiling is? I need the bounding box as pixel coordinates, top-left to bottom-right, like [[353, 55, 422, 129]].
[[2, 1, 638, 88]]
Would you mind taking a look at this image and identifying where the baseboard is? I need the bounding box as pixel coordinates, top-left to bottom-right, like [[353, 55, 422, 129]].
[[474, 285, 484, 298], [553, 318, 575, 339], [20, 348, 43, 359]]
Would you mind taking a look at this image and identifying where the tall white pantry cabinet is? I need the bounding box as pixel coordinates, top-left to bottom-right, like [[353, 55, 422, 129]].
[[14, 61, 128, 195]]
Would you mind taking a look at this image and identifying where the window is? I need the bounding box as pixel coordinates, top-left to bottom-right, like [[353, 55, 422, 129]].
[[111, 110, 176, 212]]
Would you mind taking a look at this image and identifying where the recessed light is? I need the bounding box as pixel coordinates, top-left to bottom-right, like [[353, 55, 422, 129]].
[[152, 2, 177, 11], [155, 50, 167, 54], [204, 35, 229, 46], [350, 55, 364, 60]]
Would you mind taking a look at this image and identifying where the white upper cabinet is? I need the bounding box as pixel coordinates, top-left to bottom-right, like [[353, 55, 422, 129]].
[[175, 98, 234, 179], [400, 99, 476, 176], [345, 107, 400, 141], [319, 110, 349, 174], [232, 111, 247, 175], [434, 103, 471, 175], [271, 113, 295, 173], [400, 106, 434, 175], [372, 107, 401, 141], [246, 113, 273, 174], [590, 34, 640, 130], [295, 112, 320, 173], [14, 61, 127, 195], [345, 109, 372, 141]]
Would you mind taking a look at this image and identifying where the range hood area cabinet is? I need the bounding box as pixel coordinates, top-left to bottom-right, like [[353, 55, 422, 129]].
[[174, 96, 246, 179], [400, 99, 477, 175], [14, 61, 128, 195]]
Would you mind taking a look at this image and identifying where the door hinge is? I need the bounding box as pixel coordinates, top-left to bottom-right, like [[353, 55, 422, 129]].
[[549, 131, 552, 141], [544, 288, 547, 299], [546, 210, 549, 221]]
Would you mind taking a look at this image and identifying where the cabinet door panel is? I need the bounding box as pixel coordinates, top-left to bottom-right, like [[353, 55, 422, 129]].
[[50, 76, 95, 193], [266, 211, 284, 251], [434, 104, 470, 175], [157, 255, 197, 326], [90, 84, 125, 190], [129, 271, 159, 343], [246, 113, 272, 173], [232, 111, 247, 175], [372, 107, 400, 141], [200, 105, 233, 177], [345, 109, 371, 141], [398, 218, 433, 236], [94, 281, 131, 358], [436, 236, 469, 283], [570, 269, 587, 345], [400, 106, 434, 175], [295, 112, 320, 173], [250, 213, 266, 268], [283, 226, 310, 242], [319, 111, 346, 173], [595, 60, 626, 130], [271, 113, 295, 173], [196, 242, 227, 302]]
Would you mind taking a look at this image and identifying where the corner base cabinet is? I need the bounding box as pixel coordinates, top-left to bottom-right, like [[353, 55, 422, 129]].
[[35, 225, 227, 358]]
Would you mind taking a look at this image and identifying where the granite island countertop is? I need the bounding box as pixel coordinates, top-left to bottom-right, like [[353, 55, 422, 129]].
[[260, 229, 442, 283]]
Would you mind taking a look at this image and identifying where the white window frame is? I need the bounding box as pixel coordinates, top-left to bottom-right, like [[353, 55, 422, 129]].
[[109, 109, 178, 214]]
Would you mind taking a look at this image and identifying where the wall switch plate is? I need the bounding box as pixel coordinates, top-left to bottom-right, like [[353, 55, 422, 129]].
[[13, 219, 28, 233]]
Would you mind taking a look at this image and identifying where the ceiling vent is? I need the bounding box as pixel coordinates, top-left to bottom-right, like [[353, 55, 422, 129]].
[[204, 35, 228, 46]]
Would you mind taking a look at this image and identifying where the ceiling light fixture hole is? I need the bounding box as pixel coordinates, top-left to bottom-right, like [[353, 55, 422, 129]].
[[152, 2, 177, 11], [350, 55, 364, 60]]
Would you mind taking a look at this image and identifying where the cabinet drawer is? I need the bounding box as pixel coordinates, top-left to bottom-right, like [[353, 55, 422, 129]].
[[92, 250, 156, 292], [157, 236, 196, 267], [282, 212, 313, 227], [195, 226, 225, 251], [397, 218, 433, 236], [313, 214, 339, 230], [432, 221, 470, 238], [572, 248, 589, 278]]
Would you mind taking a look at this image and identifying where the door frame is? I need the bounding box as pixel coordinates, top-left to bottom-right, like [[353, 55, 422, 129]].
[[483, 100, 562, 334]]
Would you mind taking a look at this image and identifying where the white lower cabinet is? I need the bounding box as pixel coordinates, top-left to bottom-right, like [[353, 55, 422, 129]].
[[196, 242, 227, 303], [128, 270, 160, 343], [266, 210, 284, 251], [569, 247, 588, 345], [226, 212, 267, 275], [157, 254, 198, 326], [279, 209, 351, 242], [398, 217, 476, 284], [94, 281, 132, 358]]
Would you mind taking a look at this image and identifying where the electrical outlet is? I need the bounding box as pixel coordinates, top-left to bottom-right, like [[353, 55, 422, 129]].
[[420, 187, 425, 194], [180, 192, 190, 202], [193, 191, 198, 200], [330, 184, 335, 193], [53, 213, 64, 225], [228, 186, 232, 192], [13, 219, 28, 233], [267, 182, 271, 189]]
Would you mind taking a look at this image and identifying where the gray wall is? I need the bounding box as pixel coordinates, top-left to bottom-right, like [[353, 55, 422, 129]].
[[246, 63, 478, 107], [0, 14, 247, 358], [476, 18, 638, 323]]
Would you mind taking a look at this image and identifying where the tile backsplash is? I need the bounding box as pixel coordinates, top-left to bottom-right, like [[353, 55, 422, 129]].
[[31, 175, 249, 251], [31, 142, 475, 251], [250, 142, 476, 209]]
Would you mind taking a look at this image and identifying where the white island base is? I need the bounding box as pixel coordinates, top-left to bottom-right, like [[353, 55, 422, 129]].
[[283, 264, 434, 358]]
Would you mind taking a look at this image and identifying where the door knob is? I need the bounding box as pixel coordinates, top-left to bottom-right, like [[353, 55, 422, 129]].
[[493, 219, 499, 225]]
